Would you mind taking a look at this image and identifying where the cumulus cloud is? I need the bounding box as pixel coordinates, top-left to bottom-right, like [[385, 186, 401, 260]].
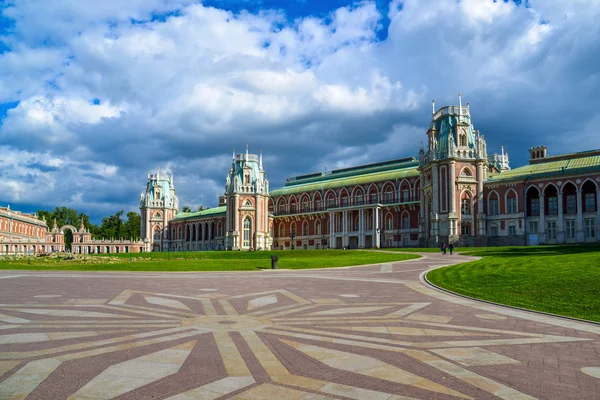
[[0, 0, 598, 221]]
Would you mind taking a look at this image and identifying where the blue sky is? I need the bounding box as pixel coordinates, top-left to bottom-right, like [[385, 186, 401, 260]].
[[0, 0, 598, 223]]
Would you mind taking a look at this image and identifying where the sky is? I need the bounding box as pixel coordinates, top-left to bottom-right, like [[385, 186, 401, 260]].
[[0, 0, 599, 223]]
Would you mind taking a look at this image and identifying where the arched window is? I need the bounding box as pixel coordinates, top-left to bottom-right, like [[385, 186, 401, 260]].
[[386, 215, 393, 230], [544, 185, 558, 215], [582, 180, 597, 212], [461, 168, 472, 177], [243, 217, 252, 248], [526, 186, 540, 216], [461, 194, 471, 215], [562, 182, 577, 214], [459, 134, 467, 147], [488, 192, 499, 215], [278, 223, 284, 238], [402, 213, 410, 229], [302, 221, 309, 236], [316, 220, 321, 235], [506, 190, 518, 214], [290, 223, 297, 237]]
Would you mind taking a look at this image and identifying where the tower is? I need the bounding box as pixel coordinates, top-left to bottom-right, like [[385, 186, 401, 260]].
[[224, 146, 272, 250], [419, 95, 488, 246], [140, 168, 179, 251]]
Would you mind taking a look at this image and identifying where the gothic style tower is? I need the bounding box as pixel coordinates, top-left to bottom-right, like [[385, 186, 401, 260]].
[[140, 169, 179, 251], [419, 95, 488, 246], [224, 146, 272, 250]]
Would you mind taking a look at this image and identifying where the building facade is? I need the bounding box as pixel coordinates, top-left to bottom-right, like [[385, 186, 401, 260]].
[[138, 96, 599, 251], [0, 207, 144, 255]]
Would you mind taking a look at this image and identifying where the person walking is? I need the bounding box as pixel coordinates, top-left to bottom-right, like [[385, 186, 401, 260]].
[[441, 242, 446, 255], [449, 242, 454, 255]]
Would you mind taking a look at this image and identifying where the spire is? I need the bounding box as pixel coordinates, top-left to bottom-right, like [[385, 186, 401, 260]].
[[432, 100, 435, 116], [245, 144, 249, 162], [259, 149, 263, 170], [232, 148, 235, 164], [80, 218, 85, 231], [157, 167, 160, 180], [147, 170, 150, 179], [53, 218, 57, 230], [458, 93, 462, 119]]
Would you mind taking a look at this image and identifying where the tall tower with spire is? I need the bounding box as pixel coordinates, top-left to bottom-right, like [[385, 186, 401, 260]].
[[140, 168, 179, 251], [419, 94, 489, 247], [224, 146, 272, 250]]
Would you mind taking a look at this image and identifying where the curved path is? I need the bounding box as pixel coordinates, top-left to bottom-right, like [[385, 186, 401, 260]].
[[1, 253, 599, 399]]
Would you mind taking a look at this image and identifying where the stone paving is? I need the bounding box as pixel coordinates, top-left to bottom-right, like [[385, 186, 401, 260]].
[[0, 253, 599, 399]]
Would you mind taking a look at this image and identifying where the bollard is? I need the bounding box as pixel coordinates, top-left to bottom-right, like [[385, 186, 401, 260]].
[[270, 255, 279, 269]]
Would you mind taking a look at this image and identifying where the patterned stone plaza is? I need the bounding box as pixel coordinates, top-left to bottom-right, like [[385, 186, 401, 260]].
[[1, 254, 599, 399]]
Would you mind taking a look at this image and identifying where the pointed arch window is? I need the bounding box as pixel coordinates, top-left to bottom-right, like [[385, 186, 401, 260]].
[[243, 217, 252, 248], [302, 221, 309, 236]]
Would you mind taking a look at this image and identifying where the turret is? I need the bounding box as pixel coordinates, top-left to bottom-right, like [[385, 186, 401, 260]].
[[140, 168, 179, 252]]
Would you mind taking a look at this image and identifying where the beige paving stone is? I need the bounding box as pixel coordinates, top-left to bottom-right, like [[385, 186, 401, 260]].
[[168, 377, 256, 399], [214, 331, 252, 377], [476, 313, 507, 320], [218, 299, 239, 315], [432, 347, 520, 366], [404, 312, 453, 324], [308, 306, 394, 316], [69, 340, 196, 399], [0, 358, 62, 399], [581, 367, 600, 379], [4, 308, 136, 319], [247, 294, 279, 310], [281, 339, 470, 399], [0, 360, 21, 377], [233, 383, 335, 400], [145, 296, 192, 311]]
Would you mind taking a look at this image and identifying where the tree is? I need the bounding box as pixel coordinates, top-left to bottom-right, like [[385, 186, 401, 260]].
[[197, 205, 206, 211], [181, 206, 192, 212], [123, 212, 141, 240], [37, 207, 98, 250]]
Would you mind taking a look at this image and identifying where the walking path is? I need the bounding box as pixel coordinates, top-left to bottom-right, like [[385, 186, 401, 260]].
[[0, 253, 599, 399]]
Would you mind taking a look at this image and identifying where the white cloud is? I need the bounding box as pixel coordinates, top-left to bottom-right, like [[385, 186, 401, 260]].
[[0, 0, 598, 220]]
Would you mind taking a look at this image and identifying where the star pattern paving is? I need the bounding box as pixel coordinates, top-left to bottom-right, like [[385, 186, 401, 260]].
[[0, 285, 593, 399]]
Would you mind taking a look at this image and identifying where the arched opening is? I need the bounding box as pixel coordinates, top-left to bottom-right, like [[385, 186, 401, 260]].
[[506, 189, 518, 214], [582, 180, 597, 212], [302, 221, 309, 236], [243, 217, 252, 248], [526, 187, 540, 216], [562, 182, 577, 215], [544, 185, 558, 215], [488, 192, 499, 215], [402, 212, 410, 230], [461, 192, 472, 215]]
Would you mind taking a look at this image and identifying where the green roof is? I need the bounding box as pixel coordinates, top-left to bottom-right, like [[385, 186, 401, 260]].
[[487, 150, 600, 183], [270, 158, 419, 197], [169, 206, 226, 222]]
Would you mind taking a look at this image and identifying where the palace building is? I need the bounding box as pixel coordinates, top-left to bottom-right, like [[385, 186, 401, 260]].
[[0, 207, 144, 255], [141, 95, 600, 251]]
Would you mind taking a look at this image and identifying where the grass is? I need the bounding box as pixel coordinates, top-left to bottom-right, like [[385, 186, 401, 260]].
[[0, 250, 420, 272], [427, 244, 600, 322]]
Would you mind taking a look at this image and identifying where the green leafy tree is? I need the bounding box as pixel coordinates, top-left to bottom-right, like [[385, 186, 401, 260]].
[[181, 205, 192, 213], [98, 210, 124, 240], [36, 207, 99, 250], [197, 205, 205, 211], [123, 212, 141, 240]]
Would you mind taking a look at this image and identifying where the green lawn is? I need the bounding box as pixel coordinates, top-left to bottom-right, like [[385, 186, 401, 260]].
[[0, 250, 420, 272], [427, 244, 600, 322]]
